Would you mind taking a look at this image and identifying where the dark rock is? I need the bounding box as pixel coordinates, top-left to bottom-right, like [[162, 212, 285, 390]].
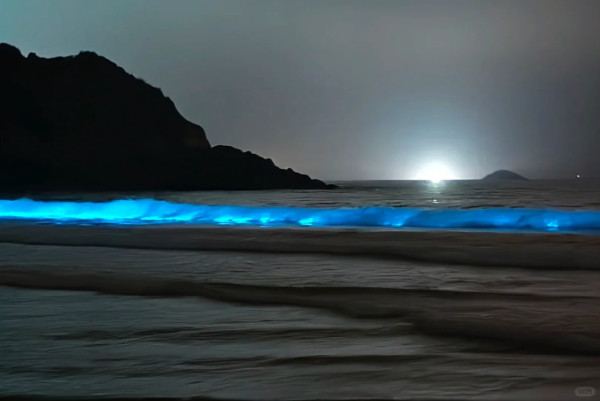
[[0, 43, 333, 191], [482, 170, 528, 181]]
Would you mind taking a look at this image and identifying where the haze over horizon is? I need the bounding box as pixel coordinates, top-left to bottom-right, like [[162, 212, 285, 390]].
[[2, 0, 599, 180]]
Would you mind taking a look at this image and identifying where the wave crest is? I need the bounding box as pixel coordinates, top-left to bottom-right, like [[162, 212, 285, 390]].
[[2, 198, 600, 232]]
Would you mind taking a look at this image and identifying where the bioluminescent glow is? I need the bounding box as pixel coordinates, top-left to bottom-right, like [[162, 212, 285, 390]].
[[414, 162, 457, 183], [1, 198, 600, 233]]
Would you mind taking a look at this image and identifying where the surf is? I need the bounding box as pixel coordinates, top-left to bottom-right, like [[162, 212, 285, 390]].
[[3, 198, 600, 232], [1, 223, 600, 269], [1, 268, 598, 355]]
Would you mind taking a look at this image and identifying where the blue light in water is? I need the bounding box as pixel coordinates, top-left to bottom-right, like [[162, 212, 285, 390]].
[[299, 217, 316, 226], [1, 198, 600, 233], [213, 215, 254, 225], [259, 215, 272, 224]]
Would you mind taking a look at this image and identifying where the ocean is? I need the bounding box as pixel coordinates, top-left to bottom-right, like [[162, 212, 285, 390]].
[[1, 180, 599, 401]]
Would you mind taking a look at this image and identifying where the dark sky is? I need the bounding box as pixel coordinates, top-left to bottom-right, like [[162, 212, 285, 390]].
[[3, 0, 600, 179]]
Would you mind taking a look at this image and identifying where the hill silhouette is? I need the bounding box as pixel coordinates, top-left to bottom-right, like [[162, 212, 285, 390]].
[[0, 43, 332, 191], [482, 170, 527, 181]]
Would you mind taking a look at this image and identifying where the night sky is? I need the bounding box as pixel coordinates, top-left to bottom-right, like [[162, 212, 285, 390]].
[[2, 0, 600, 180]]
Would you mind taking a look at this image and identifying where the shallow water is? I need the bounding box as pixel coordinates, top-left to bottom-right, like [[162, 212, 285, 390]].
[[1, 180, 600, 400]]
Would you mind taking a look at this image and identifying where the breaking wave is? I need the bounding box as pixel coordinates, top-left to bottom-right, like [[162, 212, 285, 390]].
[[1, 268, 598, 354], [2, 198, 600, 232]]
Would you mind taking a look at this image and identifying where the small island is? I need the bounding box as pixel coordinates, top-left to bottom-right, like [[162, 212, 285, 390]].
[[482, 170, 528, 181], [0, 43, 334, 191]]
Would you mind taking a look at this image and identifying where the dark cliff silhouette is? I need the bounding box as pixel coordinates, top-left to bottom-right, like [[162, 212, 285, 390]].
[[482, 170, 527, 181], [0, 43, 333, 191]]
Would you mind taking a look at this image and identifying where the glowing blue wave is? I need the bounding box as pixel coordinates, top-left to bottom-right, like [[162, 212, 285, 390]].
[[1, 198, 600, 232]]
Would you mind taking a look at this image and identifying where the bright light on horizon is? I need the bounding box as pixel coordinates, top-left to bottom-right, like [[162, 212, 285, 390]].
[[414, 162, 458, 183]]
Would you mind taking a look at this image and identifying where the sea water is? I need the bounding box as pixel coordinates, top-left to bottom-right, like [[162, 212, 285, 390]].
[[1, 180, 599, 400]]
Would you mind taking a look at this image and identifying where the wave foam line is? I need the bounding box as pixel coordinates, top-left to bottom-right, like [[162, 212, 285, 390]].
[[2, 269, 598, 355], [1, 224, 600, 269], [2, 198, 600, 232]]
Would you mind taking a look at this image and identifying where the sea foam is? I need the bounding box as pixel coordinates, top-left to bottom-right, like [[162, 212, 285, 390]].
[[1, 198, 600, 232]]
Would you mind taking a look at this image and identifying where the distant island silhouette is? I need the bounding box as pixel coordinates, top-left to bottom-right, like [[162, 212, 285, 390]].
[[0, 43, 333, 191], [482, 170, 527, 181]]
